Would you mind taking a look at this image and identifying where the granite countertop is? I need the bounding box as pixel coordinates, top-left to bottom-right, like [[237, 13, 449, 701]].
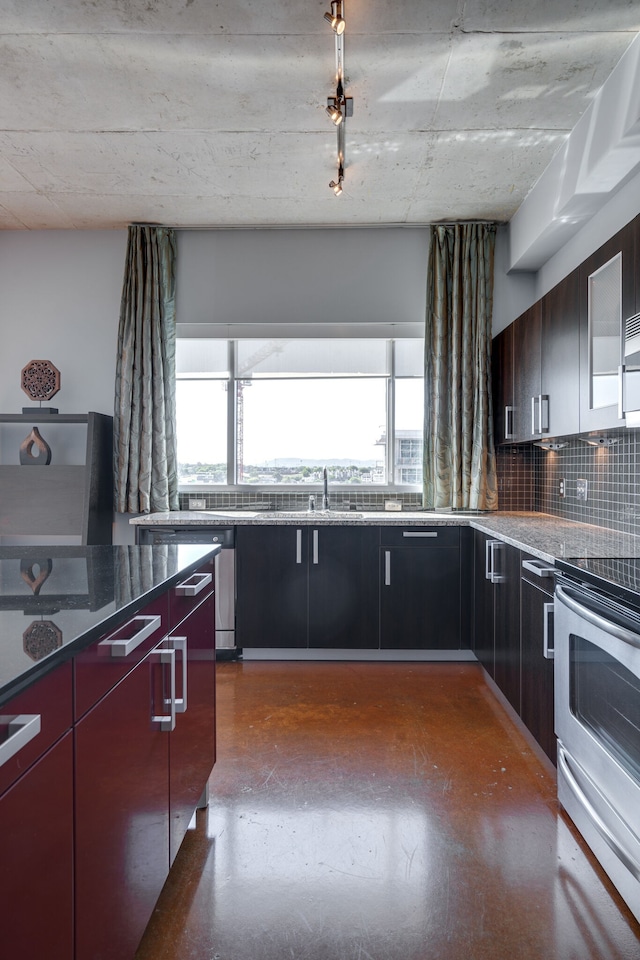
[[0, 543, 218, 706], [131, 510, 640, 563]]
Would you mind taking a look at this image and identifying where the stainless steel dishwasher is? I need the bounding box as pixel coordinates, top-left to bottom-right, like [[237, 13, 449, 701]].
[[137, 526, 237, 658]]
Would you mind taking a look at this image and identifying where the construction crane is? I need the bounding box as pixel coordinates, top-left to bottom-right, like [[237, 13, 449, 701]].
[[235, 340, 290, 481]]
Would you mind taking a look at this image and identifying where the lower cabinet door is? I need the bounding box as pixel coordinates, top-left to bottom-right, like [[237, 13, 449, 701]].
[[493, 541, 522, 713], [308, 526, 379, 649], [520, 577, 556, 763], [75, 645, 171, 960], [168, 591, 216, 863], [380, 545, 461, 649], [0, 733, 73, 960]]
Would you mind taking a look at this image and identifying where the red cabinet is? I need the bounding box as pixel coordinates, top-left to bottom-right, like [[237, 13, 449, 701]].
[[75, 641, 172, 960], [74, 558, 217, 959], [167, 563, 216, 863], [0, 663, 73, 960]]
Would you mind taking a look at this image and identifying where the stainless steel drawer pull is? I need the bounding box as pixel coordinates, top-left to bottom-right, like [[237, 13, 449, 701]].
[[175, 572, 212, 597], [0, 714, 41, 767], [296, 529, 302, 564], [522, 559, 555, 578], [99, 614, 162, 658], [543, 602, 554, 659], [153, 647, 176, 732], [168, 636, 188, 713], [384, 550, 391, 586], [402, 531, 437, 538]]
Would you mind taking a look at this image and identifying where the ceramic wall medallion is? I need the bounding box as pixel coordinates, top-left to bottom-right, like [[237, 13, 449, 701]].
[[21, 358, 61, 413], [19, 426, 52, 465]]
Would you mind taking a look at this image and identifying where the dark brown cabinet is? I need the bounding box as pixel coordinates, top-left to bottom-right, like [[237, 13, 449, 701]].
[[472, 530, 496, 675], [380, 526, 462, 650], [541, 268, 580, 438], [512, 301, 542, 442], [520, 555, 556, 763], [491, 539, 522, 714], [236, 524, 379, 649], [492, 325, 514, 444]]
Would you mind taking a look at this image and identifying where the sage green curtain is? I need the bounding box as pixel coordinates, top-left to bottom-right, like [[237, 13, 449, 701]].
[[114, 225, 179, 514], [423, 222, 498, 511]]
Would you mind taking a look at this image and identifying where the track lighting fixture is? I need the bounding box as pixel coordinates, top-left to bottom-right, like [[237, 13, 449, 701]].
[[323, 0, 352, 195], [329, 169, 344, 195], [324, 1, 345, 35]]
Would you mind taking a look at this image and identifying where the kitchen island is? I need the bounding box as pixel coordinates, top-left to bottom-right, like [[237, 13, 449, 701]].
[[0, 543, 219, 960]]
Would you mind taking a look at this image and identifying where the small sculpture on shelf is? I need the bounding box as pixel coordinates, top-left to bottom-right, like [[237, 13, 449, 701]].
[[19, 359, 60, 464], [21, 358, 61, 414]]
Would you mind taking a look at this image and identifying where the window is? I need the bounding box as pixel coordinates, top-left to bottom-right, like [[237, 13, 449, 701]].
[[176, 338, 424, 489]]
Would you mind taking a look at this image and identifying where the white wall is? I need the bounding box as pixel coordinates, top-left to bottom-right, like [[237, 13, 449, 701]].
[[0, 229, 126, 415]]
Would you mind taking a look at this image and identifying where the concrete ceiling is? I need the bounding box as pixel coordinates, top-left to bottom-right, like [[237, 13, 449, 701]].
[[0, 0, 639, 231]]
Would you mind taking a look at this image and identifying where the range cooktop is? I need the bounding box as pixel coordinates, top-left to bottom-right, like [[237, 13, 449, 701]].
[[556, 557, 640, 609]]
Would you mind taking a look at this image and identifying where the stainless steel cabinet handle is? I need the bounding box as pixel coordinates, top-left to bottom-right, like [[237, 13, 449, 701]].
[[522, 558, 555, 577], [0, 714, 41, 767], [505, 405, 514, 441], [384, 550, 391, 586], [153, 647, 176, 732], [539, 395, 549, 433], [402, 531, 437, 538], [168, 636, 187, 713], [555, 584, 640, 650], [557, 743, 640, 881], [312, 529, 319, 565], [486, 539, 502, 583], [618, 363, 626, 419], [543, 602, 554, 659], [296, 529, 302, 564], [99, 614, 162, 658], [531, 396, 537, 435], [175, 572, 212, 597]]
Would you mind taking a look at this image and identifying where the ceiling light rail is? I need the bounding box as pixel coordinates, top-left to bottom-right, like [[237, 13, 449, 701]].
[[324, 0, 352, 196]]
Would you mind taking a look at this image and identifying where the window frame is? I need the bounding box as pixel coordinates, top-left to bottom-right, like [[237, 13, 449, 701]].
[[176, 337, 423, 493]]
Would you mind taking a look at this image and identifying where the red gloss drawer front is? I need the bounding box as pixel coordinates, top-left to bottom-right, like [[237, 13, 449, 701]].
[[0, 660, 73, 796], [169, 557, 215, 630], [74, 594, 168, 720]]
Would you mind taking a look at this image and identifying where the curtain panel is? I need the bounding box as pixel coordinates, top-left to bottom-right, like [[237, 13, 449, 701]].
[[423, 223, 498, 511], [114, 225, 179, 514]]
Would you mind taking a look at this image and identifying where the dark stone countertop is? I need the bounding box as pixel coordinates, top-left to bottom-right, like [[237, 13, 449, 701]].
[[0, 543, 218, 706]]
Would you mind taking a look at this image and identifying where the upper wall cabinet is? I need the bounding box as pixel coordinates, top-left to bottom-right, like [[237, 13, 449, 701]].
[[541, 266, 580, 439], [579, 220, 636, 432], [494, 269, 580, 444]]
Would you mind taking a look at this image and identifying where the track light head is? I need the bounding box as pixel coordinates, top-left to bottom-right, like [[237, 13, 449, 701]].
[[324, 9, 345, 34], [329, 167, 344, 195], [326, 98, 344, 125]]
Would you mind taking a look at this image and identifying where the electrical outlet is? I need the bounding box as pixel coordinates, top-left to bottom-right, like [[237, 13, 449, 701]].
[[576, 478, 588, 502], [189, 498, 207, 510], [558, 478, 566, 498]]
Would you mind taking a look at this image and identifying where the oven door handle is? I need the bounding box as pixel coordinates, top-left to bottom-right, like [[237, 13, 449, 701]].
[[555, 584, 640, 651], [557, 744, 640, 881]]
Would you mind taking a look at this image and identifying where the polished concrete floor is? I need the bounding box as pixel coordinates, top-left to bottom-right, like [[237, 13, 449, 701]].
[[136, 662, 640, 960]]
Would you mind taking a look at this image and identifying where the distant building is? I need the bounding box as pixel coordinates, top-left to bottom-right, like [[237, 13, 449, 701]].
[[375, 429, 423, 485]]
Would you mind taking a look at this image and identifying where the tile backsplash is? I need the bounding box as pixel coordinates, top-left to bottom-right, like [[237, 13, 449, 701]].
[[177, 490, 424, 512], [497, 429, 640, 538]]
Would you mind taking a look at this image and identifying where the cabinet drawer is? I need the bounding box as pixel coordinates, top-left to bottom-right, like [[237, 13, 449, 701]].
[[0, 660, 72, 796], [169, 556, 215, 630], [74, 594, 168, 719], [380, 526, 460, 548], [521, 552, 556, 596]]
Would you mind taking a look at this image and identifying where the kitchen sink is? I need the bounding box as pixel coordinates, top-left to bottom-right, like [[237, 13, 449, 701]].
[[258, 510, 364, 519]]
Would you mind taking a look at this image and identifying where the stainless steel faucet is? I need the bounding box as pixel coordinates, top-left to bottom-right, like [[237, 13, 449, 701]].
[[322, 466, 330, 510]]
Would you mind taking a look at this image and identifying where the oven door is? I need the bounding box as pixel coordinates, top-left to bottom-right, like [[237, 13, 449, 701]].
[[554, 582, 640, 923]]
